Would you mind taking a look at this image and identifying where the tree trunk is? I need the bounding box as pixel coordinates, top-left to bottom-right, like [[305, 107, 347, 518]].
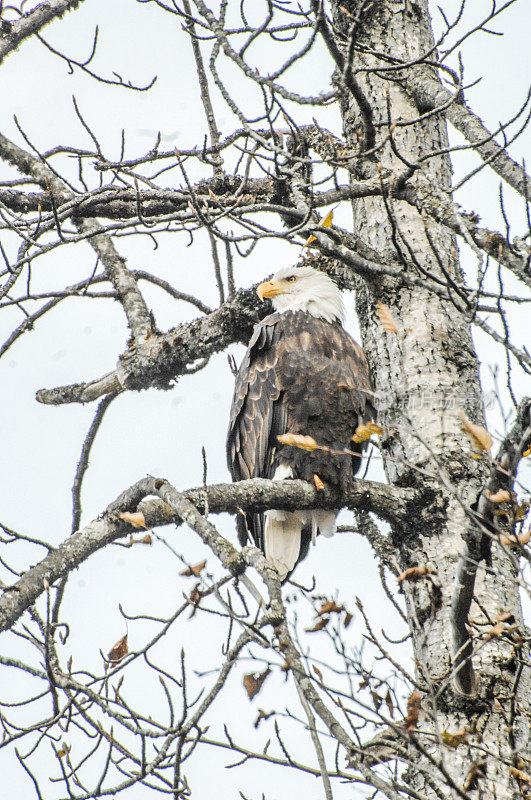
[[331, 0, 530, 795]]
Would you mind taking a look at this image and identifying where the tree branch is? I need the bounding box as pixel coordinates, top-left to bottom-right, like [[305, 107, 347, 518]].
[[0, 0, 84, 66], [3, 166, 527, 281], [0, 130, 153, 339], [35, 284, 266, 404], [408, 72, 531, 200], [450, 397, 531, 695], [0, 475, 416, 633]]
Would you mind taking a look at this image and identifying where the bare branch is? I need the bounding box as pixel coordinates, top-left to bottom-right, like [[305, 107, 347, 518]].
[[451, 397, 531, 694], [34, 284, 265, 404], [0, 130, 153, 339], [0, 474, 416, 633], [408, 72, 531, 200], [0, 0, 84, 66]]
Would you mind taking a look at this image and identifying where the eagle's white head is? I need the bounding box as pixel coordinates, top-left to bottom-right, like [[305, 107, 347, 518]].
[[256, 265, 345, 324]]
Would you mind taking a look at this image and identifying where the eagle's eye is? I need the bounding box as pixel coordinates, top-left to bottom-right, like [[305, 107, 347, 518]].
[[285, 276, 297, 283]]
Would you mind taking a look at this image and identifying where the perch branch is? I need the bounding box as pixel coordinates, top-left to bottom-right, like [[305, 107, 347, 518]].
[[0, 475, 416, 633]]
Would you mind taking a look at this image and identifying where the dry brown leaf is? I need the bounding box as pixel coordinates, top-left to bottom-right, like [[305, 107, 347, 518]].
[[277, 433, 320, 452], [500, 528, 531, 547], [517, 526, 530, 544], [344, 611, 353, 628], [484, 621, 506, 639], [313, 665, 323, 681], [442, 728, 468, 748], [305, 617, 329, 633], [106, 634, 128, 666], [254, 709, 274, 729], [509, 765, 531, 783], [403, 691, 421, 732], [305, 208, 334, 246], [459, 411, 493, 453], [397, 566, 436, 583], [180, 560, 206, 577], [370, 691, 382, 711], [185, 583, 202, 618], [56, 743, 70, 759], [495, 610, 515, 623], [376, 300, 399, 333], [385, 689, 394, 718], [119, 511, 147, 529], [317, 600, 344, 616], [463, 762, 486, 792], [488, 621, 519, 642], [124, 533, 152, 547], [351, 422, 383, 443], [243, 668, 271, 701], [486, 489, 511, 504], [515, 502, 530, 522]]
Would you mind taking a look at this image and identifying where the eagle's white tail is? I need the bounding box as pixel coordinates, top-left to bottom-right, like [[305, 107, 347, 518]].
[[311, 509, 337, 544], [264, 465, 301, 580], [263, 465, 339, 579], [264, 510, 301, 581]]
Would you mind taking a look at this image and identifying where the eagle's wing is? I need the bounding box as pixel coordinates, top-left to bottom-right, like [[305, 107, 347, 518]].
[[271, 320, 375, 485], [227, 313, 375, 554], [227, 314, 289, 550]]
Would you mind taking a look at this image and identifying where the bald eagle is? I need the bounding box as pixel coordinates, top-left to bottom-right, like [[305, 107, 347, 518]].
[[227, 266, 374, 580]]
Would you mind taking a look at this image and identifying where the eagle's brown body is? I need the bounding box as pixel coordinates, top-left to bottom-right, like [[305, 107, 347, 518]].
[[227, 309, 374, 573]]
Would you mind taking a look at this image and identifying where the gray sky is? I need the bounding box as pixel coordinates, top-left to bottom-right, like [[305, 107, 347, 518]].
[[0, 1, 529, 796]]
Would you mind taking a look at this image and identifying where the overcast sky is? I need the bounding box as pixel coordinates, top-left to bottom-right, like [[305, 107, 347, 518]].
[[0, 1, 530, 797]]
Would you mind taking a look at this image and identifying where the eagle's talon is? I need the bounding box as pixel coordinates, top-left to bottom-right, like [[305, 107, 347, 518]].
[[313, 474, 325, 491]]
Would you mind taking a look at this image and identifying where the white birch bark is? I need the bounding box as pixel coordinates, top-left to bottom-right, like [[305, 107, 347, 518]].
[[331, 1, 530, 795]]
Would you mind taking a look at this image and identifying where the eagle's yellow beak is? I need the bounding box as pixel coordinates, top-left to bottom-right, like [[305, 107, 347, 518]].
[[257, 279, 284, 300]]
